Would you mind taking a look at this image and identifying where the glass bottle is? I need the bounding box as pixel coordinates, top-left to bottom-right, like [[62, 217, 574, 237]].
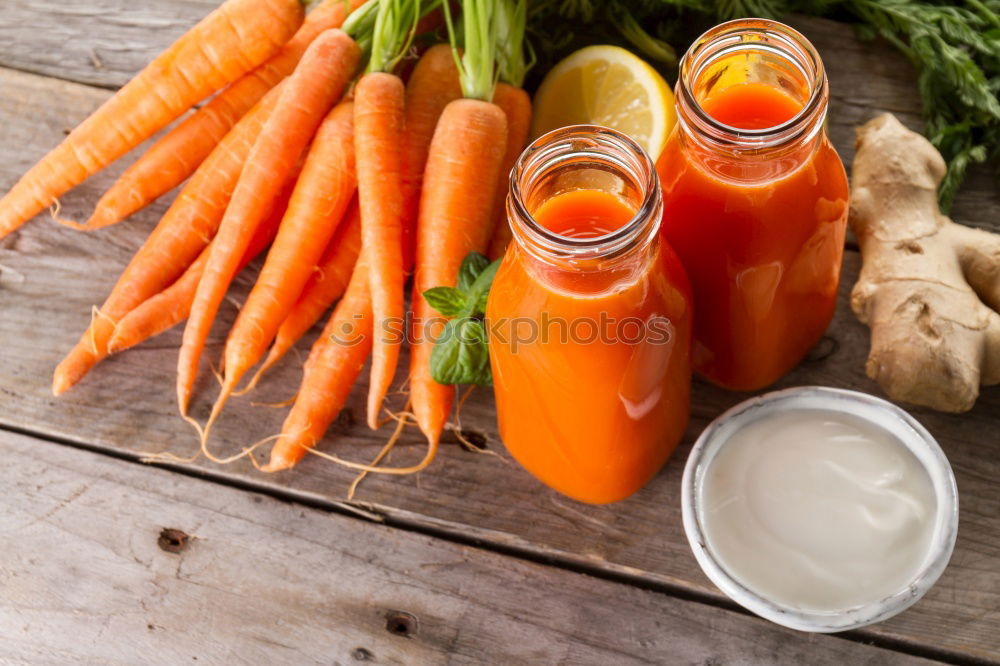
[[658, 19, 849, 390], [487, 126, 693, 504]]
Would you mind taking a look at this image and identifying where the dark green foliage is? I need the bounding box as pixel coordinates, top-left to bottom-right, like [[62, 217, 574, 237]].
[[526, 0, 1000, 210]]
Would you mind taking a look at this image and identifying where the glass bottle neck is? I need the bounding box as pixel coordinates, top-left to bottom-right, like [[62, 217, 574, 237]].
[[674, 19, 828, 158], [507, 126, 662, 290]]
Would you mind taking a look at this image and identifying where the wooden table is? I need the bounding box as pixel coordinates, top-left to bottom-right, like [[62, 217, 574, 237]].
[[1, 3, 998, 664]]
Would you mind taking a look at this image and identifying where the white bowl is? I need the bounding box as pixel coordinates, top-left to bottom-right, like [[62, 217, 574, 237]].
[[681, 386, 959, 632]]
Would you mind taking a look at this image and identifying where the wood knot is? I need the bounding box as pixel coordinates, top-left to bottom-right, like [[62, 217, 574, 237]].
[[157, 528, 190, 554], [351, 647, 374, 661], [335, 408, 356, 431], [458, 429, 488, 451], [805, 336, 839, 363], [384, 610, 418, 638]]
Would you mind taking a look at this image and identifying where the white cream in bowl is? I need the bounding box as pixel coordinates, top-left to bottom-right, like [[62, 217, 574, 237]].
[[681, 387, 958, 632]]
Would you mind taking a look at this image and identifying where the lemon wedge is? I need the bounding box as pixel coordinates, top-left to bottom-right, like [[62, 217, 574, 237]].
[[531, 45, 676, 159]]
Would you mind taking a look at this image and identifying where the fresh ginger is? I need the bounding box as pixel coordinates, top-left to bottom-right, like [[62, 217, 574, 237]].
[[849, 113, 1000, 413]]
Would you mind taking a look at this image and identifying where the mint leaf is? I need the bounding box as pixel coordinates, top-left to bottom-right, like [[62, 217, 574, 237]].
[[429, 318, 492, 386], [423, 286, 467, 317], [426, 252, 502, 386], [457, 252, 491, 292], [465, 257, 501, 315]]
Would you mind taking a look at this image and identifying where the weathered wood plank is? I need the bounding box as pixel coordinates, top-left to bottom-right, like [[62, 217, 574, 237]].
[[0, 0, 216, 88], [0, 14, 998, 664], [0, 429, 939, 665]]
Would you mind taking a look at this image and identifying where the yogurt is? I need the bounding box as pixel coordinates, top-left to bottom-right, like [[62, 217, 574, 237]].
[[700, 409, 936, 612], [681, 387, 958, 632]]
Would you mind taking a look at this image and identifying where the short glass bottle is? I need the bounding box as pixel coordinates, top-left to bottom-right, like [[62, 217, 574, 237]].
[[487, 126, 693, 504]]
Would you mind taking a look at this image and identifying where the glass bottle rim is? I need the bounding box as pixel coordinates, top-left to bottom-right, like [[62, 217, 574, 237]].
[[507, 124, 662, 263], [676, 18, 828, 150]]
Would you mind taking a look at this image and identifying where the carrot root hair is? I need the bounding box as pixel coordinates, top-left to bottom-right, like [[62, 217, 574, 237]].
[[250, 393, 299, 408], [87, 305, 118, 355], [347, 403, 414, 500], [198, 375, 240, 464], [233, 352, 280, 396], [449, 385, 502, 460], [49, 199, 87, 230], [302, 433, 438, 476]]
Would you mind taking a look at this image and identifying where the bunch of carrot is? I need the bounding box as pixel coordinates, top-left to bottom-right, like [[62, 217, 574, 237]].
[[2, 0, 531, 475]]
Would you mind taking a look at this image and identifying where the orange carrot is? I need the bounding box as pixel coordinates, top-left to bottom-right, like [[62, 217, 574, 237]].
[[354, 72, 407, 429], [486, 82, 532, 259], [0, 0, 304, 239], [51, 87, 282, 396], [178, 29, 359, 417], [247, 201, 361, 388], [399, 44, 463, 271], [410, 98, 508, 446], [106, 166, 297, 354], [85, 0, 367, 230], [264, 252, 373, 472], [205, 99, 357, 431]]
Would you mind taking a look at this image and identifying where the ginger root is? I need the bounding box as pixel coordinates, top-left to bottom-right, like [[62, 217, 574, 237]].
[[850, 113, 1000, 413]]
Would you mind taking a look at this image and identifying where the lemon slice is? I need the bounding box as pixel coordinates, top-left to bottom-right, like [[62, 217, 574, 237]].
[[531, 45, 676, 159]]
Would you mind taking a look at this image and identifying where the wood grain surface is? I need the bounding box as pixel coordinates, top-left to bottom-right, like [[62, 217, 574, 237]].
[[0, 0, 217, 88], [0, 5, 997, 664], [0, 428, 944, 665]]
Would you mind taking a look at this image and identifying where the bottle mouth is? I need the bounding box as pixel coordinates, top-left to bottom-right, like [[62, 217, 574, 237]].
[[676, 19, 827, 150], [508, 125, 662, 264]]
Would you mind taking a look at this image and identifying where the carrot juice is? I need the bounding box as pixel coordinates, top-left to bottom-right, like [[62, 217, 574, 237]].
[[487, 127, 692, 504], [657, 20, 849, 390]]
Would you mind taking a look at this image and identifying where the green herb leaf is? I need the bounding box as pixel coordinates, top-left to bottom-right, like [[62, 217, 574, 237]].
[[423, 286, 467, 317], [429, 318, 493, 385], [457, 252, 491, 292], [425, 251, 503, 386], [465, 256, 501, 314]]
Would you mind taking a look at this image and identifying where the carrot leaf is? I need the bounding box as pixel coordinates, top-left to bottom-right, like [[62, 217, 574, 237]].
[[444, 0, 501, 101], [345, 0, 424, 72], [496, 0, 532, 87], [342, 0, 381, 57]]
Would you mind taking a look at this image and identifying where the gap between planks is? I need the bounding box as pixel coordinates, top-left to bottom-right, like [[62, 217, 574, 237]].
[[0, 419, 984, 666]]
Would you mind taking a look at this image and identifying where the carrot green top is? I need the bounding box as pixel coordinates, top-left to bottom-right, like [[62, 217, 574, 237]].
[[495, 0, 530, 88], [443, 0, 498, 101], [341, 0, 380, 58], [344, 0, 426, 74]]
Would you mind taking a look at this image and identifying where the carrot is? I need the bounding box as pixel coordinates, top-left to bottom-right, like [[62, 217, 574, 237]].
[[354, 73, 407, 429], [409, 0, 509, 448], [178, 29, 359, 418], [351, 0, 423, 429], [204, 99, 357, 433], [106, 165, 297, 354], [410, 99, 507, 445], [85, 0, 367, 230], [245, 201, 361, 389], [486, 82, 532, 259], [399, 44, 463, 271], [0, 0, 304, 240], [51, 87, 282, 396], [263, 253, 373, 472]]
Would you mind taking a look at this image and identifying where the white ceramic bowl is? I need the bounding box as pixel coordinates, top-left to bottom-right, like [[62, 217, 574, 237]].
[[681, 386, 959, 632]]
